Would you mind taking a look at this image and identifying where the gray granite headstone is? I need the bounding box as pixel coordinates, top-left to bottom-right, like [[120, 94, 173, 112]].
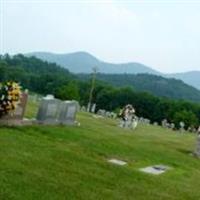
[[58, 101, 78, 125], [36, 95, 61, 124]]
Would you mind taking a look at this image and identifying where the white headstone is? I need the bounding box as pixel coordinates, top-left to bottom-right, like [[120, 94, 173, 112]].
[[91, 103, 96, 113]]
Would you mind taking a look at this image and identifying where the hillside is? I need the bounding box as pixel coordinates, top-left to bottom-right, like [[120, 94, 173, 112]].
[[1, 54, 200, 103], [0, 101, 200, 200], [167, 71, 200, 90], [27, 52, 160, 74], [0, 54, 74, 95], [27, 52, 200, 90], [78, 73, 200, 102]]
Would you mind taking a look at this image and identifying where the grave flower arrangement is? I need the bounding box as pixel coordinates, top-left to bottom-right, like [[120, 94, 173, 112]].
[[0, 81, 21, 117]]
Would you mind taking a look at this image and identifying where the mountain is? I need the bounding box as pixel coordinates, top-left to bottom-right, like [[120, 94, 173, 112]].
[[166, 71, 200, 90], [77, 73, 200, 102], [27, 52, 161, 75], [27, 51, 200, 90]]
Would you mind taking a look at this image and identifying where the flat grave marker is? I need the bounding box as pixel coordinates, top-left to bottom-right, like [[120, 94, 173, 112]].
[[108, 159, 127, 166], [139, 165, 171, 175]]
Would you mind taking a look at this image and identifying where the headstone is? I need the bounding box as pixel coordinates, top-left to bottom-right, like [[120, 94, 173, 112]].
[[36, 95, 61, 124], [179, 121, 185, 132], [193, 128, 197, 133], [87, 102, 91, 112], [162, 119, 168, 128], [187, 126, 192, 132], [105, 111, 111, 118], [110, 112, 117, 119], [132, 118, 138, 130], [170, 123, 175, 130], [166, 123, 171, 128], [81, 106, 86, 112], [91, 103, 96, 113], [139, 117, 144, 123], [0, 92, 28, 125], [140, 165, 171, 175], [97, 109, 106, 116], [13, 92, 28, 120], [58, 101, 78, 125], [197, 126, 200, 135]]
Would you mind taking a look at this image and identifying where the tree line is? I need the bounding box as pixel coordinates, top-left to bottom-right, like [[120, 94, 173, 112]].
[[77, 73, 200, 102]]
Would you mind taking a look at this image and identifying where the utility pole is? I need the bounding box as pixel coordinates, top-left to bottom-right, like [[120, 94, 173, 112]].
[[87, 67, 98, 112]]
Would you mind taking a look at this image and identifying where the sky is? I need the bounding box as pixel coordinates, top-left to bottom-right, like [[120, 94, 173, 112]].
[[0, 0, 200, 73]]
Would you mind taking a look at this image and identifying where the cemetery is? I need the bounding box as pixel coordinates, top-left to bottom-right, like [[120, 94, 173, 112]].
[[0, 82, 200, 200], [2, 1, 200, 199], [0, 90, 200, 200]]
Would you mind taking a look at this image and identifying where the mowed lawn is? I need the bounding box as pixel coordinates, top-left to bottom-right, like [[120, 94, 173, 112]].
[[0, 101, 200, 199]]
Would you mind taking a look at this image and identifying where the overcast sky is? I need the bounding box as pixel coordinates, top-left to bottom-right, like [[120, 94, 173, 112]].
[[0, 0, 200, 73]]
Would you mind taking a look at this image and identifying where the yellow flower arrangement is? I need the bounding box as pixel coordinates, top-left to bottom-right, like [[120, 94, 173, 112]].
[[0, 81, 21, 117]]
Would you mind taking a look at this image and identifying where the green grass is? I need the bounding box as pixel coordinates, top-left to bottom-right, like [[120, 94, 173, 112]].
[[0, 100, 200, 199]]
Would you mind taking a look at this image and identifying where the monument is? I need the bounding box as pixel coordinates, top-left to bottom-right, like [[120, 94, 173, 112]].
[[36, 95, 61, 124], [0, 92, 28, 125], [119, 104, 138, 129], [58, 100, 78, 125]]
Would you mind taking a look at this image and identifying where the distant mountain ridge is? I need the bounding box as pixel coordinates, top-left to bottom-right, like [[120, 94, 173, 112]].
[[26, 51, 200, 89], [27, 52, 160, 74], [167, 71, 200, 90]]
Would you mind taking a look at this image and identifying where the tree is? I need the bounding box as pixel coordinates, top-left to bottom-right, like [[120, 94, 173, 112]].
[[173, 110, 199, 129], [56, 81, 80, 101]]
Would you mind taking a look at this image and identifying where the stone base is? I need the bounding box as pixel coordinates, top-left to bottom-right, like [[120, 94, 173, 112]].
[[0, 119, 79, 126], [0, 119, 35, 126], [36, 120, 60, 125], [36, 120, 80, 126]]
